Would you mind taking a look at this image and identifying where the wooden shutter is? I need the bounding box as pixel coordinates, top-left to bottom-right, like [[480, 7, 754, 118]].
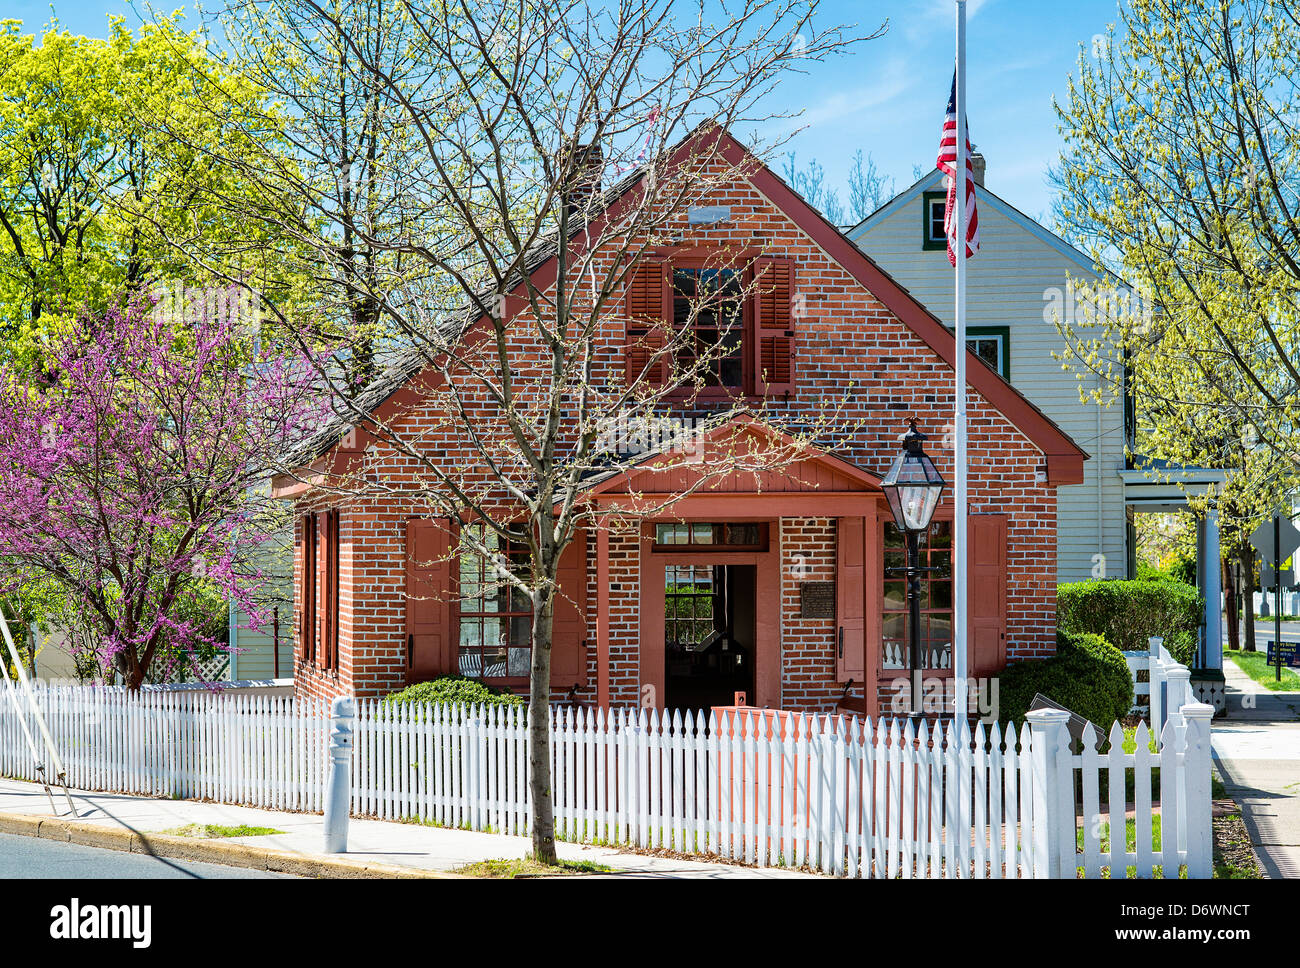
[[300, 513, 317, 663], [752, 256, 795, 394], [836, 516, 866, 682], [623, 258, 670, 386], [319, 509, 340, 671], [405, 519, 455, 683], [551, 530, 588, 688], [968, 514, 1008, 678]]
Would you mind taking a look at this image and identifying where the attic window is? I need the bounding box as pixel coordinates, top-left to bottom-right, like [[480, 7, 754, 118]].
[[922, 190, 947, 250]]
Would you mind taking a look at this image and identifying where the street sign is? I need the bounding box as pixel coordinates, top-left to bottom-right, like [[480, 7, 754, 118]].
[[1250, 515, 1300, 564], [1258, 565, 1296, 589], [1265, 641, 1299, 669]]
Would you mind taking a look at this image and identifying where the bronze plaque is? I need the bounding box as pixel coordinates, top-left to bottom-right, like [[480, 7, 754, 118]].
[[800, 581, 836, 619]]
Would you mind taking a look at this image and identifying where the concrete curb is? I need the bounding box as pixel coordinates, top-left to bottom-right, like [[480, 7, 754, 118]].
[[0, 811, 462, 879]]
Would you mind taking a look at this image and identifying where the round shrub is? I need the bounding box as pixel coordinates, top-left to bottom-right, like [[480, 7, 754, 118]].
[[998, 630, 1134, 731], [382, 675, 525, 711], [1057, 578, 1202, 664]]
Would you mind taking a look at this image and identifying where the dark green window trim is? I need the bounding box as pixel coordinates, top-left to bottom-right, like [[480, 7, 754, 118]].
[[963, 325, 1011, 380], [922, 190, 947, 250]]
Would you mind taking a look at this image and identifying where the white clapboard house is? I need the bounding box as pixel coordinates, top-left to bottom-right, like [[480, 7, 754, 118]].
[[848, 159, 1130, 585]]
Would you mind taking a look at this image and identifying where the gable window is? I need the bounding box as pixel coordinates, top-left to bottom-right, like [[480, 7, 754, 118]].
[[672, 267, 745, 388], [881, 520, 952, 672], [623, 253, 795, 396], [965, 326, 1010, 380], [457, 524, 532, 681], [922, 190, 947, 250]]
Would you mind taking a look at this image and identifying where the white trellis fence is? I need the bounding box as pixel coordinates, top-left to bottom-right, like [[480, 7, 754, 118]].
[[0, 686, 1214, 878]]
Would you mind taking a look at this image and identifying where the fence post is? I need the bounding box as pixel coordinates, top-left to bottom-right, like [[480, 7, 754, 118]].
[[1165, 667, 1191, 735], [1147, 636, 1164, 732], [323, 696, 355, 853], [1027, 708, 1071, 879], [1180, 702, 1215, 879]]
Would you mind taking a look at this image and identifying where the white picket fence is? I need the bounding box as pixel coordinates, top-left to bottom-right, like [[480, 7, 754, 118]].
[[0, 686, 1214, 878]]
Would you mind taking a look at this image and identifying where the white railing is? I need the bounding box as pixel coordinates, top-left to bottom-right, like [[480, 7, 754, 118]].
[[1124, 635, 1197, 737], [0, 687, 1214, 878]]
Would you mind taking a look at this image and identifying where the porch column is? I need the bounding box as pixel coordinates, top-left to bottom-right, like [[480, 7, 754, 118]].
[[596, 516, 611, 709], [1202, 504, 1222, 670]]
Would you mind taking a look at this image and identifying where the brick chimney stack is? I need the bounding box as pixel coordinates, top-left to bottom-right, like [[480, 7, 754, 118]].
[[971, 152, 986, 188]]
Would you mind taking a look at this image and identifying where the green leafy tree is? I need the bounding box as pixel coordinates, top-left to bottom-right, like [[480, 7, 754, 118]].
[[0, 15, 301, 369], [1052, 0, 1300, 655]]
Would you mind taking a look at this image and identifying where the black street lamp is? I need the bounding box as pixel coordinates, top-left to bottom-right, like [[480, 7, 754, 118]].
[[880, 420, 947, 718]]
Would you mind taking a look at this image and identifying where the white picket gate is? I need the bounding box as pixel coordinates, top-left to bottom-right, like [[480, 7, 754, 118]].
[[0, 687, 1214, 878]]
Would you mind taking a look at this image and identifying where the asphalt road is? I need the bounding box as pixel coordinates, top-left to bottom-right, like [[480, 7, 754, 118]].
[[0, 833, 295, 879], [1226, 620, 1300, 644]]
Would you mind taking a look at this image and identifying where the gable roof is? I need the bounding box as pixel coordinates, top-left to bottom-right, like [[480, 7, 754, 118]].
[[280, 127, 1086, 489], [846, 168, 1115, 283]]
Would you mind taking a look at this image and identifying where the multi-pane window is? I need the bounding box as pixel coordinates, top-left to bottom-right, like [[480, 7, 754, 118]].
[[881, 520, 953, 671], [965, 328, 1009, 379], [664, 565, 718, 650], [654, 521, 767, 550], [458, 525, 532, 680], [922, 191, 947, 249], [672, 267, 744, 388]]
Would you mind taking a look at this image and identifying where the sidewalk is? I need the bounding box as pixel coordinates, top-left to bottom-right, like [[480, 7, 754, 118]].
[[1212, 657, 1300, 879], [0, 778, 817, 880]]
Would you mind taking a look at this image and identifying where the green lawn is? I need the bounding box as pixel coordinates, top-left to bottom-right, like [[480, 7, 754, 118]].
[[159, 823, 284, 839], [1225, 649, 1300, 691]]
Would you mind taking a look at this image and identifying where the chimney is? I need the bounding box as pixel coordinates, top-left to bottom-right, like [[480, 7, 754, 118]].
[[971, 151, 986, 188], [563, 141, 603, 222]]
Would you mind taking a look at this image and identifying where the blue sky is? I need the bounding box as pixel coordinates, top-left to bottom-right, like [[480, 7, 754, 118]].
[[15, 0, 1126, 225]]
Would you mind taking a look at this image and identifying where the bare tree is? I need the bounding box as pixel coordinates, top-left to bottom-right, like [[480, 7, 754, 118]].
[[179, 0, 883, 864]]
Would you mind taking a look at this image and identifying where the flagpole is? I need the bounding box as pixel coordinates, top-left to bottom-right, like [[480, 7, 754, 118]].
[[953, 0, 969, 722]]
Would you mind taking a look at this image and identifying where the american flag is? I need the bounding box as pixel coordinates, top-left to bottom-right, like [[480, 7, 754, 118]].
[[936, 72, 979, 265]]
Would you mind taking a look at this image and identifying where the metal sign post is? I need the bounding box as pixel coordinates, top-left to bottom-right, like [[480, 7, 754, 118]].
[[1250, 514, 1300, 684]]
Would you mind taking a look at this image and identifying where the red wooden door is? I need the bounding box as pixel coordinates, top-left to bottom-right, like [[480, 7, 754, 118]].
[[968, 514, 1008, 677], [836, 516, 866, 682], [405, 519, 454, 683]]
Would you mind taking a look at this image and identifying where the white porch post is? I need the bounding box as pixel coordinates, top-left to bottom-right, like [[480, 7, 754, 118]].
[[1202, 504, 1222, 670]]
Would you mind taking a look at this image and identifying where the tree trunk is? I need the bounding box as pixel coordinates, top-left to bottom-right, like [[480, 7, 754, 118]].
[[1241, 545, 1257, 652], [528, 589, 558, 865], [1224, 556, 1240, 653]]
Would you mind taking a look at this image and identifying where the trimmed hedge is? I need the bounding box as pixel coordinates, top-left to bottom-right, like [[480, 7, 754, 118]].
[[999, 630, 1133, 731], [1057, 578, 1201, 666], [382, 675, 525, 710]]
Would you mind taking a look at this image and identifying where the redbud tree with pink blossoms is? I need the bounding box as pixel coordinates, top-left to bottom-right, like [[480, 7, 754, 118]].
[[0, 295, 321, 688]]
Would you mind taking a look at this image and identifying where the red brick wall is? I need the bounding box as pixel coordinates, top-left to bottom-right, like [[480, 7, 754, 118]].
[[285, 155, 1063, 709], [779, 517, 839, 712]]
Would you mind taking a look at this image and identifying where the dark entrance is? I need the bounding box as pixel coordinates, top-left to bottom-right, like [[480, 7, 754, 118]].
[[663, 564, 756, 714]]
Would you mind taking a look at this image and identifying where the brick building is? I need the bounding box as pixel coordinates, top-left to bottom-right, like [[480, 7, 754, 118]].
[[271, 128, 1086, 716]]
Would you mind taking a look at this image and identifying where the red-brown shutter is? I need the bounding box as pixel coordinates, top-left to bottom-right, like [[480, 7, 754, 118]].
[[968, 514, 1008, 678], [318, 509, 337, 670], [836, 516, 866, 682], [300, 513, 317, 663], [752, 256, 795, 394], [405, 518, 455, 683], [623, 259, 670, 386], [551, 530, 588, 687]]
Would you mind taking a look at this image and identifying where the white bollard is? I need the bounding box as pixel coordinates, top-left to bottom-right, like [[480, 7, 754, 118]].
[[323, 696, 355, 854]]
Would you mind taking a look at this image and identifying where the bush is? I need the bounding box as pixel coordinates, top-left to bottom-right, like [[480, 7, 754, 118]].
[[382, 675, 525, 711], [1057, 578, 1201, 666], [999, 630, 1134, 732]]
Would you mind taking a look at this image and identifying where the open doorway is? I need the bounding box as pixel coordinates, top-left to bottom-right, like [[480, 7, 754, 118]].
[[663, 564, 756, 714]]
